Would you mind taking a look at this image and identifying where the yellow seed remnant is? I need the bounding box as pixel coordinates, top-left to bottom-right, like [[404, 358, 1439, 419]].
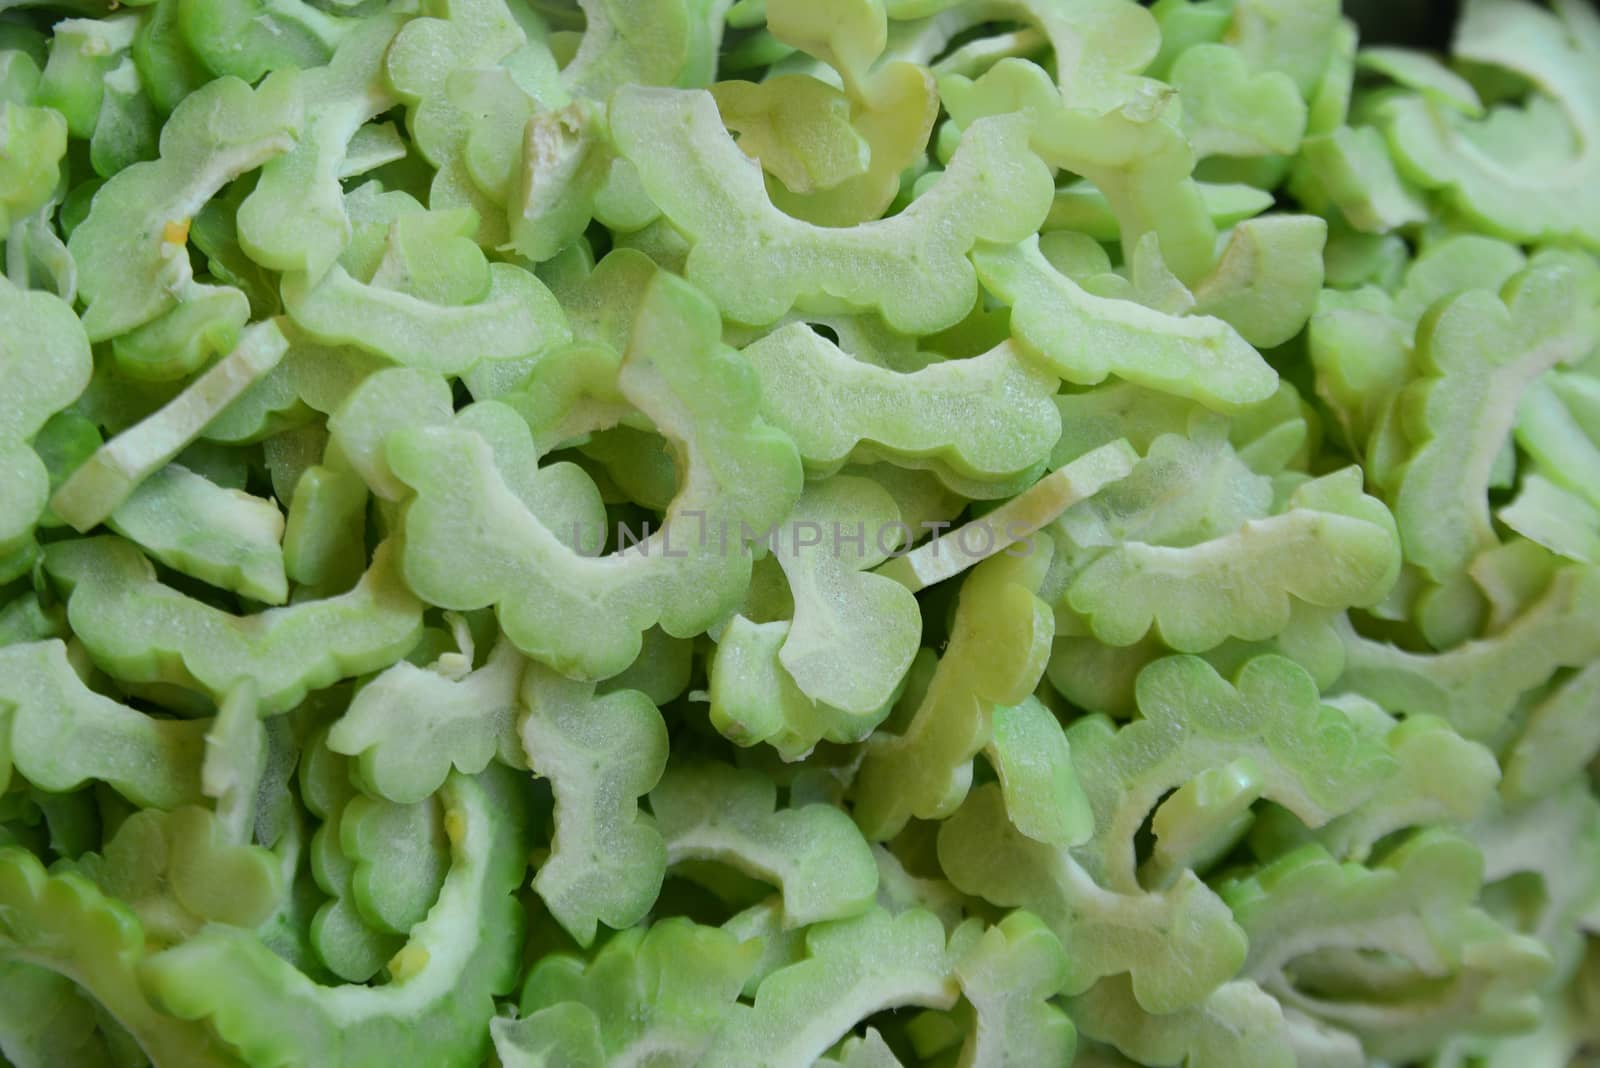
[[388, 944, 431, 981], [444, 807, 468, 846], [162, 219, 190, 245]]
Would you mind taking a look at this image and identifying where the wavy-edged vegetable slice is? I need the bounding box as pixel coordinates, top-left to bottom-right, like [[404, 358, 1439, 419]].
[[0, 99, 67, 231], [1310, 233, 1528, 454], [34, 13, 139, 144], [1170, 43, 1306, 159], [1187, 214, 1327, 348], [177, 0, 355, 82], [1393, 252, 1600, 581], [328, 634, 527, 806], [743, 324, 1061, 484], [0, 277, 93, 569], [235, 13, 403, 280], [611, 86, 1052, 333], [46, 536, 422, 715], [282, 462, 367, 593], [1501, 661, 1600, 803], [1497, 473, 1600, 564], [324, 365, 453, 502], [108, 464, 288, 604], [701, 907, 960, 1068], [1471, 779, 1600, 976], [0, 847, 241, 1068], [972, 237, 1275, 412], [721, 895, 810, 999], [6, 0, 1600, 1061], [941, 55, 1216, 287], [382, 0, 528, 247], [1226, 0, 1344, 98], [652, 760, 878, 927], [1291, 124, 1428, 234], [2, 203, 78, 305], [1048, 178, 1278, 245], [938, 782, 1244, 1014], [953, 909, 1077, 1067], [984, 696, 1094, 850], [949, 57, 1321, 349], [0, 594, 65, 649], [499, 916, 757, 1068], [282, 250, 570, 376], [851, 544, 1056, 841], [1066, 467, 1400, 652], [491, 1002, 605, 1068], [1050, 399, 1267, 513], [708, 614, 901, 758], [300, 725, 401, 983], [1074, 656, 1394, 891], [764, 475, 922, 715], [561, 0, 697, 99], [67, 73, 299, 342], [1068, 975, 1306, 1068], [0, 960, 126, 1068], [761, 0, 940, 228], [1378, 0, 1600, 248], [943, 651, 1398, 1016], [1221, 831, 1552, 1061], [142, 769, 529, 1068], [601, 625, 693, 705], [1516, 371, 1600, 513], [390, 270, 802, 680], [502, 95, 619, 263], [711, 74, 869, 195], [0, 639, 206, 808], [817, 1028, 905, 1068], [1301, 708, 1500, 862], [339, 790, 450, 936], [520, 663, 668, 946], [72, 804, 283, 944], [1357, 46, 1482, 115], [1334, 564, 1600, 739]]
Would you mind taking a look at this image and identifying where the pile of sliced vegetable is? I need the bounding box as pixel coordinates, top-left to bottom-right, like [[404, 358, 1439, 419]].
[[2, 0, 1599, 1063]]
